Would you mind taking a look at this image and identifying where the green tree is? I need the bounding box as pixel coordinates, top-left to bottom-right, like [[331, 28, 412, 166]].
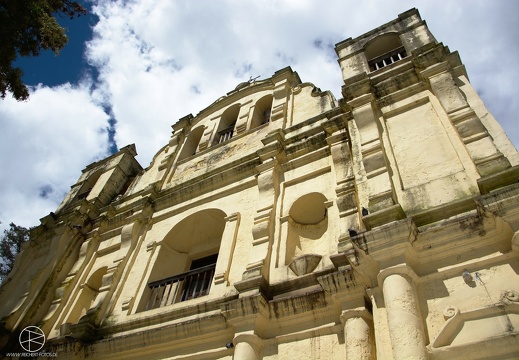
[[0, 0, 86, 101], [0, 223, 30, 282]]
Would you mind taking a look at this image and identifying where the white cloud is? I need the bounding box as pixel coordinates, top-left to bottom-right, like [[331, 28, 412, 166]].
[[0, 82, 109, 231], [2, 0, 518, 232], [85, 0, 519, 165]]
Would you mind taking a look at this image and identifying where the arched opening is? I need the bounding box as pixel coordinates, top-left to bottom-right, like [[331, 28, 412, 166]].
[[67, 267, 107, 324], [365, 33, 406, 72], [75, 170, 102, 201], [177, 126, 204, 161], [285, 193, 328, 266], [214, 104, 240, 144], [250, 95, 273, 130], [140, 209, 227, 311]]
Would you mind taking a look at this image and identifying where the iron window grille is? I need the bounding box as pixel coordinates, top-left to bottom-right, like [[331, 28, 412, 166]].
[[368, 46, 407, 72], [216, 123, 236, 144]]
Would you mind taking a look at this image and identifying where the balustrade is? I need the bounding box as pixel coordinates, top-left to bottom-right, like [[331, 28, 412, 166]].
[[145, 263, 215, 310]]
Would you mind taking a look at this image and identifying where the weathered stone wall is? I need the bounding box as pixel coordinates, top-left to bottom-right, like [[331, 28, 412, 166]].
[[1, 8, 519, 360]]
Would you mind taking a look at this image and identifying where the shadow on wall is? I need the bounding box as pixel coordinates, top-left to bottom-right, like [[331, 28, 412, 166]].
[[286, 192, 329, 266], [137, 209, 227, 312], [67, 266, 107, 325]]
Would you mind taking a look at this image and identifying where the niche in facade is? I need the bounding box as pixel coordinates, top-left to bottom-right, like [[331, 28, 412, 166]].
[[365, 33, 407, 72], [250, 95, 273, 129], [67, 267, 107, 324], [214, 104, 240, 144], [285, 192, 328, 267], [177, 126, 204, 161], [139, 209, 226, 311]]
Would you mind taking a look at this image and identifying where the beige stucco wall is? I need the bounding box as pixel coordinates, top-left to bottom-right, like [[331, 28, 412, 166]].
[[1, 8, 519, 360]]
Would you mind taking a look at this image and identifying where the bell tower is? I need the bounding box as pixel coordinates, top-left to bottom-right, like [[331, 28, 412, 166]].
[[335, 8, 519, 228]]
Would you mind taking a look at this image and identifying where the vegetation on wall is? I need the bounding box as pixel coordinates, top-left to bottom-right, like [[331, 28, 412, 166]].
[[0, 0, 86, 101], [0, 223, 30, 283]]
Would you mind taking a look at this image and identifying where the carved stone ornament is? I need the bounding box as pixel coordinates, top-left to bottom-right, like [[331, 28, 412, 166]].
[[288, 254, 322, 276], [501, 289, 519, 304]]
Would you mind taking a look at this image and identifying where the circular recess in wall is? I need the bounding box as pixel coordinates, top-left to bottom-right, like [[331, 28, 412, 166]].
[[289, 192, 328, 225]]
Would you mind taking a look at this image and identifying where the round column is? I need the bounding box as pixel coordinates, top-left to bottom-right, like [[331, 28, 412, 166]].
[[382, 271, 427, 360], [233, 333, 262, 360], [341, 309, 373, 360]]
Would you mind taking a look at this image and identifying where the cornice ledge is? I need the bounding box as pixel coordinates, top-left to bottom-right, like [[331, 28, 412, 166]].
[[357, 218, 419, 268], [347, 93, 375, 109], [419, 60, 451, 80], [220, 293, 269, 326], [317, 267, 367, 296]]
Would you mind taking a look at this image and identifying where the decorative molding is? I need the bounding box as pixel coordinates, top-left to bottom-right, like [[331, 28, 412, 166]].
[[429, 301, 519, 357]]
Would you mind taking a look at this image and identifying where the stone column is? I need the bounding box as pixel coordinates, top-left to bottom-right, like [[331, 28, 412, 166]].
[[381, 269, 427, 360], [233, 333, 262, 360], [512, 230, 519, 253], [340, 309, 374, 360]]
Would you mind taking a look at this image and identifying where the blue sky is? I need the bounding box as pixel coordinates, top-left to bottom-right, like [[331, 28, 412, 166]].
[[16, 9, 97, 87], [1, 0, 519, 233]]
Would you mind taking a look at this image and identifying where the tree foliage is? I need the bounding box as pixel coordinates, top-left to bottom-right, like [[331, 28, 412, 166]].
[[0, 223, 30, 282], [0, 0, 86, 101]]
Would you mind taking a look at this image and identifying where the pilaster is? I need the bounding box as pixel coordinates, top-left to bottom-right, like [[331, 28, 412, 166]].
[[235, 130, 284, 294], [214, 213, 241, 286], [160, 128, 185, 183], [235, 100, 253, 135], [324, 114, 358, 234], [347, 93, 404, 227], [421, 62, 510, 177], [270, 74, 291, 124]]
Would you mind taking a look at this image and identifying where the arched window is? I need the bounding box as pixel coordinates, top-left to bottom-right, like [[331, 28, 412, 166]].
[[365, 33, 407, 72], [140, 209, 226, 311], [75, 170, 102, 201], [214, 104, 240, 144], [177, 126, 204, 161], [250, 95, 273, 130]]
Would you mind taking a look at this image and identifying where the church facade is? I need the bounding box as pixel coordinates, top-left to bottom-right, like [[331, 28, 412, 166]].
[[1, 8, 519, 359]]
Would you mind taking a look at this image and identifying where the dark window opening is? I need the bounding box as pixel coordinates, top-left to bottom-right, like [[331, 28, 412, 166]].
[[73, 169, 102, 204], [214, 104, 240, 145], [261, 109, 271, 125], [178, 126, 205, 161], [368, 46, 406, 72], [77, 188, 92, 200], [250, 95, 273, 130], [216, 122, 236, 144], [181, 254, 218, 301]]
